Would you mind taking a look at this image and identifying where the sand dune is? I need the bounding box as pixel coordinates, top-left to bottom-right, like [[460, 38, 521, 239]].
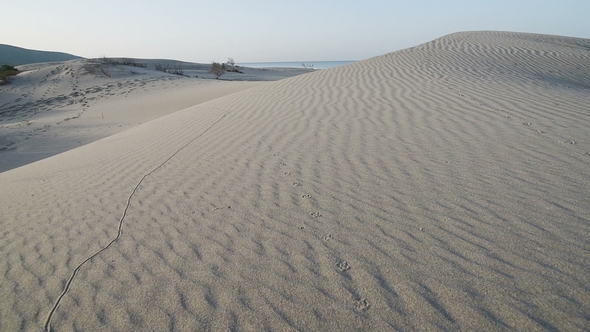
[[1, 31, 589, 331], [0, 59, 313, 172]]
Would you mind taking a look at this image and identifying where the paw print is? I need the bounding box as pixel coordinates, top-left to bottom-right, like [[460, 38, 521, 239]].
[[336, 261, 350, 272]]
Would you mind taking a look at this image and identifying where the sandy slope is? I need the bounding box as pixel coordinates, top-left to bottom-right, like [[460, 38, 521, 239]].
[[1, 31, 590, 331], [0, 60, 301, 172]]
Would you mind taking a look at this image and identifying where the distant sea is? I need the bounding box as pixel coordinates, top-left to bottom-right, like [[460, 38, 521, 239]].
[[238, 61, 356, 69]]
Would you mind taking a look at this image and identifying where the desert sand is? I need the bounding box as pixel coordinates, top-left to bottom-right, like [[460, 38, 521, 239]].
[[0, 60, 313, 172], [1, 31, 589, 331]]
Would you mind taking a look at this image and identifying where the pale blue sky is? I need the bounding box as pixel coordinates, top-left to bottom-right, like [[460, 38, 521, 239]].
[[3, 0, 589, 62]]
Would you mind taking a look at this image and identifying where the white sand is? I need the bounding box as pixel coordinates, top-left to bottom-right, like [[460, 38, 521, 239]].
[[1, 31, 589, 331], [0, 59, 312, 172]]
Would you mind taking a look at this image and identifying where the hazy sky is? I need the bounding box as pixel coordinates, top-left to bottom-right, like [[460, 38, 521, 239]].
[[3, 0, 589, 63]]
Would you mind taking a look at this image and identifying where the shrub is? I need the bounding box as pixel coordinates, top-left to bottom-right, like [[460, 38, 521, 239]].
[[155, 63, 168, 72], [210, 62, 225, 79], [225, 58, 243, 73], [154, 63, 185, 76], [1, 64, 17, 71], [82, 59, 111, 77], [0, 64, 19, 85], [167, 65, 185, 76]]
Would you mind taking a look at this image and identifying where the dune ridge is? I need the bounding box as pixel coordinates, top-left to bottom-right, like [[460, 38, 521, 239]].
[[1, 31, 589, 331]]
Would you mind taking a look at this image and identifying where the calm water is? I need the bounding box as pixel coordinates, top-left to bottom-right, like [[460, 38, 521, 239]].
[[238, 60, 356, 69]]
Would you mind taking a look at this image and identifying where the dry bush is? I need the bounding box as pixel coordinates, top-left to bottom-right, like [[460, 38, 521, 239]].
[[155, 63, 168, 72], [82, 62, 99, 74], [122, 58, 146, 68], [100, 66, 111, 77], [168, 65, 185, 76], [82, 60, 111, 77], [225, 57, 242, 73], [210, 62, 225, 79]]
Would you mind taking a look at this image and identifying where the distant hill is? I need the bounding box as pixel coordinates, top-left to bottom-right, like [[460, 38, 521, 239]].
[[0, 44, 83, 66]]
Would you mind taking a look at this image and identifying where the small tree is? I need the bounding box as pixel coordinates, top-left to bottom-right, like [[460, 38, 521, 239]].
[[210, 62, 225, 79]]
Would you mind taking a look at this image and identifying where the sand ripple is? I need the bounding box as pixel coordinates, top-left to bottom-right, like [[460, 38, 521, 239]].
[[1, 31, 590, 331]]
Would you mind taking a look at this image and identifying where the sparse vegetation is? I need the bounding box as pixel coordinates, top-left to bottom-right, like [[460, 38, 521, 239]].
[[100, 56, 113, 65], [155, 63, 169, 72], [82, 62, 99, 74], [83, 57, 147, 77], [225, 57, 243, 73], [81, 57, 184, 77], [210, 62, 225, 79], [210, 58, 243, 79], [122, 58, 135, 66], [122, 58, 146, 68], [167, 65, 185, 76], [100, 66, 112, 77], [153, 63, 184, 76], [82, 58, 113, 76], [0, 64, 19, 85], [301, 63, 315, 69], [82, 61, 111, 77]]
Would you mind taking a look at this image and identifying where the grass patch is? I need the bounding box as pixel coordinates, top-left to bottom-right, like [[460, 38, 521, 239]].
[[0, 64, 19, 85]]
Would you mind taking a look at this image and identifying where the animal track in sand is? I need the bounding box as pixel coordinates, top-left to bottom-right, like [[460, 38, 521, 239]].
[[336, 261, 350, 272], [355, 298, 370, 311], [301, 194, 311, 199], [310, 212, 321, 218], [292, 182, 301, 187], [322, 234, 332, 241], [43, 113, 229, 332]]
